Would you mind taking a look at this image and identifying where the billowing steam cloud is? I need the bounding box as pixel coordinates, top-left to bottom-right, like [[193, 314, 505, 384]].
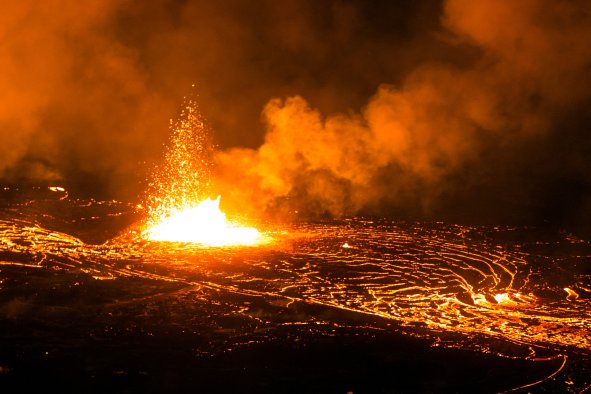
[[215, 0, 591, 224], [0, 1, 174, 196], [1, 0, 591, 225]]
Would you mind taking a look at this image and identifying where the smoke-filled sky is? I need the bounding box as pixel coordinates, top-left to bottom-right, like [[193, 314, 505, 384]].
[[2, 0, 591, 226]]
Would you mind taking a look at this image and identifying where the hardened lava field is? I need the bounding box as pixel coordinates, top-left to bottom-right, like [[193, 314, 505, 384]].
[[0, 187, 590, 393]]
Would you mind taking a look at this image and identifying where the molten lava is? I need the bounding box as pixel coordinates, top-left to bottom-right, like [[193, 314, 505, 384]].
[[143, 196, 264, 246], [142, 92, 266, 246]]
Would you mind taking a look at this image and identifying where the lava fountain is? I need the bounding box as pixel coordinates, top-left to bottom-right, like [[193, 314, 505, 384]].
[[142, 91, 265, 246], [144, 196, 262, 246]]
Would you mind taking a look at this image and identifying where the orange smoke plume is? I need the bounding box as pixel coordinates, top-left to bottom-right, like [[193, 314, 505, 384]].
[[215, 0, 591, 221]]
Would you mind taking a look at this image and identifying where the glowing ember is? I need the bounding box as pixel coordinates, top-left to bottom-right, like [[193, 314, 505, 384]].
[[493, 293, 512, 304], [564, 287, 579, 301], [143, 91, 266, 246], [144, 196, 263, 246]]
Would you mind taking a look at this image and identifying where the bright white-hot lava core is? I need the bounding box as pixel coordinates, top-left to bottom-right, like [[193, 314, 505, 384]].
[[144, 196, 263, 246], [142, 91, 266, 246]]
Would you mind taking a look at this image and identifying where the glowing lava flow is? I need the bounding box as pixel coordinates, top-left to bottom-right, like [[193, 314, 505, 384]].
[[143, 196, 264, 246]]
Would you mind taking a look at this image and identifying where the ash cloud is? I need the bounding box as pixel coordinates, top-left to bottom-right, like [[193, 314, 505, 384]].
[[0, 0, 432, 198], [0, 1, 174, 196], [2, 0, 591, 226], [215, 0, 591, 226]]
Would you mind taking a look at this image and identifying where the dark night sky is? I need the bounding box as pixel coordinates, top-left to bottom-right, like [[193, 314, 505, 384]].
[[1, 0, 591, 227]]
